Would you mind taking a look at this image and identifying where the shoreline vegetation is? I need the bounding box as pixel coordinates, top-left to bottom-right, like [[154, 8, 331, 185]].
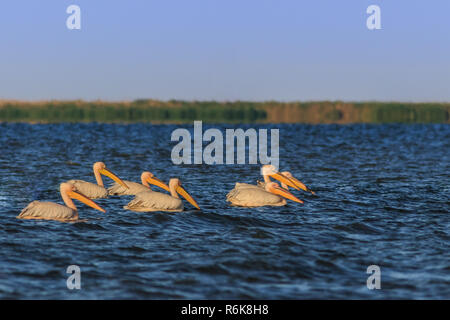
[[0, 99, 449, 124]]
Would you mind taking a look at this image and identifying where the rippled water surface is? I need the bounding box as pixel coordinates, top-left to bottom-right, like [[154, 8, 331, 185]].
[[0, 123, 449, 299]]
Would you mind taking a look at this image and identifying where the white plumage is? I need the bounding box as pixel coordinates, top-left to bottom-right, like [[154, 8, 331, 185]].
[[17, 183, 105, 222], [66, 179, 108, 199], [226, 183, 287, 207], [124, 178, 200, 212], [17, 201, 79, 221], [107, 171, 168, 196], [108, 181, 150, 196], [227, 182, 303, 207], [124, 191, 184, 212], [65, 162, 129, 199]]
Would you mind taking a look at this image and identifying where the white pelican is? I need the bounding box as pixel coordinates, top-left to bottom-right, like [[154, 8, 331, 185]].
[[124, 178, 200, 212], [108, 171, 169, 196], [257, 168, 315, 194], [17, 182, 106, 222], [66, 162, 129, 199], [227, 181, 304, 207]]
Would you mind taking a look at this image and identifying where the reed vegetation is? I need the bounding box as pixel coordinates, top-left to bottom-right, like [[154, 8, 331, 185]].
[[0, 100, 448, 123]]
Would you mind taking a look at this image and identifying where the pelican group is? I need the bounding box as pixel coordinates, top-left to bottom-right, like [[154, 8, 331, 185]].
[[227, 164, 314, 207], [17, 162, 314, 221]]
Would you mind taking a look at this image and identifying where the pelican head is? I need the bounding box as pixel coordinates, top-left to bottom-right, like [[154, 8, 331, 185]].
[[141, 171, 170, 191], [169, 178, 181, 188], [168, 178, 201, 210], [261, 164, 277, 176], [265, 182, 304, 204], [60, 182, 106, 212], [93, 162, 129, 189], [93, 162, 106, 172], [261, 165, 300, 191]]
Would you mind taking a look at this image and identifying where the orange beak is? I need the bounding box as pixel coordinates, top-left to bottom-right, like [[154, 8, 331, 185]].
[[99, 168, 129, 189], [289, 175, 315, 195], [270, 172, 300, 191], [271, 185, 304, 204], [67, 190, 106, 213], [146, 176, 170, 192], [176, 186, 201, 210]]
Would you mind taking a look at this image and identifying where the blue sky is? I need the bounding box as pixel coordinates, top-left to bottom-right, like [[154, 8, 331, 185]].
[[0, 0, 449, 102]]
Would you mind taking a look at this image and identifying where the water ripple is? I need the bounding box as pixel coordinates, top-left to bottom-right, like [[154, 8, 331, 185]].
[[0, 123, 449, 299]]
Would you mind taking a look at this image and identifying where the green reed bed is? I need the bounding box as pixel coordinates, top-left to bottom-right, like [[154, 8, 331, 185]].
[[0, 101, 267, 123], [0, 100, 448, 123], [356, 102, 449, 123]]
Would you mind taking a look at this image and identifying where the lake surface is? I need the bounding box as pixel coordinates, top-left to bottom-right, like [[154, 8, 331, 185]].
[[0, 123, 449, 299]]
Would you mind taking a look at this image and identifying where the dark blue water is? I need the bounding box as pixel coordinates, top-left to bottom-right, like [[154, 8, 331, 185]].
[[0, 123, 449, 299]]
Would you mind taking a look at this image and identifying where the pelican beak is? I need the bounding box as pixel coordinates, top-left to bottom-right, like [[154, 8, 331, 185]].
[[99, 168, 129, 189], [176, 186, 201, 210], [67, 190, 106, 213], [288, 175, 315, 195], [270, 172, 300, 191], [271, 186, 304, 204], [146, 176, 170, 192]]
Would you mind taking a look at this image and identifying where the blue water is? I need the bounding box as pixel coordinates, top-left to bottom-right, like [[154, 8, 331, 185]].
[[0, 123, 449, 299]]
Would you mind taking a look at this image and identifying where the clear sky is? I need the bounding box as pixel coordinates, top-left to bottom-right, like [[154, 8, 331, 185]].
[[0, 0, 449, 102]]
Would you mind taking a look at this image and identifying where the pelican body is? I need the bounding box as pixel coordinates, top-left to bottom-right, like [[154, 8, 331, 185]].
[[67, 162, 129, 199], [124, 178, 200, 212], [108, 172, 169, 196], [226, 165, 303, 194], [17, 183, 106, 222], [227, 182, 303, 207]]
